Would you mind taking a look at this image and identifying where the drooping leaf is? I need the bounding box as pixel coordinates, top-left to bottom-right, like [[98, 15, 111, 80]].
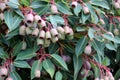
[[10, 71, 22, 80], [14, 61, 31, 68], [73, 4, 82, 16], [55, 71, 63, 80], [7, 0, 20, 8], [88, 28, 96, 39]]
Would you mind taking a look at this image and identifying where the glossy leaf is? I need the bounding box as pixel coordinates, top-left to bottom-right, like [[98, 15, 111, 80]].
[[14, 61, 31, 68], [73, 4, 82, 16], [55, 71, 63, 80]]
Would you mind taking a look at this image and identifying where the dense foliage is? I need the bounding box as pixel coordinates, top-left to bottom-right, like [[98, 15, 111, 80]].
[[0, 0, 120, 80]]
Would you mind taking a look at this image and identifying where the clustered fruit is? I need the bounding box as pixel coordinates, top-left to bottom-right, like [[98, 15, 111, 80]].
[[113, 0, 120, 9]]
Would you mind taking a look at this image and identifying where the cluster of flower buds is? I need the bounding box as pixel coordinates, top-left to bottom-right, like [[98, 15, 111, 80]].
[[94, 71, 114, 80], [113, 0, 120, 9], [19, 13, 74, 48], [84, 44, 92, 55]]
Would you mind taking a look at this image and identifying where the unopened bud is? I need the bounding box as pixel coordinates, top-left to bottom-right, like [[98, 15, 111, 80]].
[[114, 28, 119, 36], [94, 78, 99, 80], [32, 28, 39, 36], [104, 76, 109, 80], [44, 39, 51, 47], [67, 35, 74, 40], [25, 27, 32, 35], [19, 25, 26, 36], [22, 41, 27, 50], [45, 31, 51, 40], [58, 33, 65, 40], [100, 18, 105, 25], [113, 2, 120, 9], [84, 61, 91, 70], [83, 6, 90, 14], [38, 20, 46, 28], [6, 77, 13, 80], [35, 70, 41, 78], [71, 1, 78, 8], [64, 26, 71, 35], [0, 13, 4, 21], [0, 67, 8, 77], [34, 15, 41, 23], [84, 45, 92, 55], [57, 26, 65, 34], [37, 38, 44, 46], [39, 30, 45, 39], [69, 28, 74, 36], [51, 37, 58, 43], [50, 28, 58, 37], [25, 13, 34, 23], [0, 3, 6, 11], [118, 0, 120, 4], [62, 55, 71, 63], [51, 4, 58, 13]]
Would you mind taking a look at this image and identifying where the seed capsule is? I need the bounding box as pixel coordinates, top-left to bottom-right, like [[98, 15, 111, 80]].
[[39, 30, 45, 39], [37, 38, 44, 46], [35, 70, 41, 78], [57, 26, 65, 34], [83, 6, 90, 14], [45, 31, 51, 40], [71, 1, 78, 8], [51, 4, 58, 13], [25, 13, 34, 23], [22, 41, 27, 50], [19, 25, 26, 36], [0, 67, 8, 77], [0, 3, 6, 11], [100, 18, 105, 25], [114, 28, 119, 36], [113, 2, 120, 9], [64, 26, 71, 35], [25, 27, 32, 35], [51, 37, 58, 43], [34, 15, 41, 23], [32, 28, 39, 36], [84, 45, 92, 55], [50, 28, 58, 37], [6, 77, 13, 80]]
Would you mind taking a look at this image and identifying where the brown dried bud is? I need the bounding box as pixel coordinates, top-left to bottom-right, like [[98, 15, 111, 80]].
[[51, 37, 58, 43], [19, 25, 26, 36], [64, 26, 71, 35], [0, 67, 8, 77], [32, 28, 39, 36], [34, 15, 41, 23], [6, 77, 13, 80], [25, 27, 33, 35], [114, 28, 119, 36], [37, 38, 44, 46], [113, 2, 120, 9], [84, 45, 92, 55], [39, 30, 45, 39], [22, 41, 27, 50], [50, 28, 58, 37], [83, 6, 90, 14], [51, 4, 58, 13], [45, 31, 51, 40], [35, 70, 41, 78], [71, 1, 78, 8], [25, 13, 34, 23]]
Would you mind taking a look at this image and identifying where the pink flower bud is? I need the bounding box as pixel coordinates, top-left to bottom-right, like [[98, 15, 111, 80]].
[[25, 27, 33, 35], [0, 67, 8, 76], [0, 13, 4, 21], [51, 4, 58, 13], [34, 15, 41, 23], [71, 1, 78, 8], [19, 25, 26, 36], [118, 0, 120, 4], [113, 2, 120, 9], [6, 77, 13, 80], [39, 30, 45, 39], [64, 26, 71, 35], [22, 41, 27, 50], [94, 78, 99, 80], [50, 28, 58, 37], [58, 33, 65, 40], [104, 76, 109, 80], [84, 45, 92, 55], [35, 70, 41, 78], [25, 13, 34, 23], [38, 19, 46, 28], [100, 18, 105, 25], [57, 26, 65, 34], [32, 28, 39, 36], [84, 61, 91, 70], [83, 6, 90, 14], [37, 38, 44, 46], [114, 28, 119, 36], [51, 37, 58, 43], [45, 31, 51, 40], [0, 3, 6, 11], [69, 28, 74, 36], [44, 39, 51, 47]]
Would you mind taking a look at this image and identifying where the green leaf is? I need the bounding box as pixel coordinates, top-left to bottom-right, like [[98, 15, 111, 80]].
[[15, 48, 36, 60], [75, 36, 88, 57], [116, 46, 120, 63], [51, 54, 68, 70], [4, 10, 22, 31], [55, 71, 63, 80], [102, 57, 110, 66], [0, 48, 9, 60], [115, 69, 120, 80], [88, 28, 96, 39], [38, 4, 50, 15], [12, 41, 23, 56], [80, 12, 90, 24], [91, 0, 109, 10], [31, 60, 42, 79], [43, 59, 55, 79], [57, 2, 72, 15], [49, 43, 59, 54], [73, 55, 83, 80], [10, 71, 22, 80], [14, 61, 31, 68], [7, 0, 20, 8], [105, 43, 116, 51], [73, 4, 82, 16], [20, 0, 30, 6]]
